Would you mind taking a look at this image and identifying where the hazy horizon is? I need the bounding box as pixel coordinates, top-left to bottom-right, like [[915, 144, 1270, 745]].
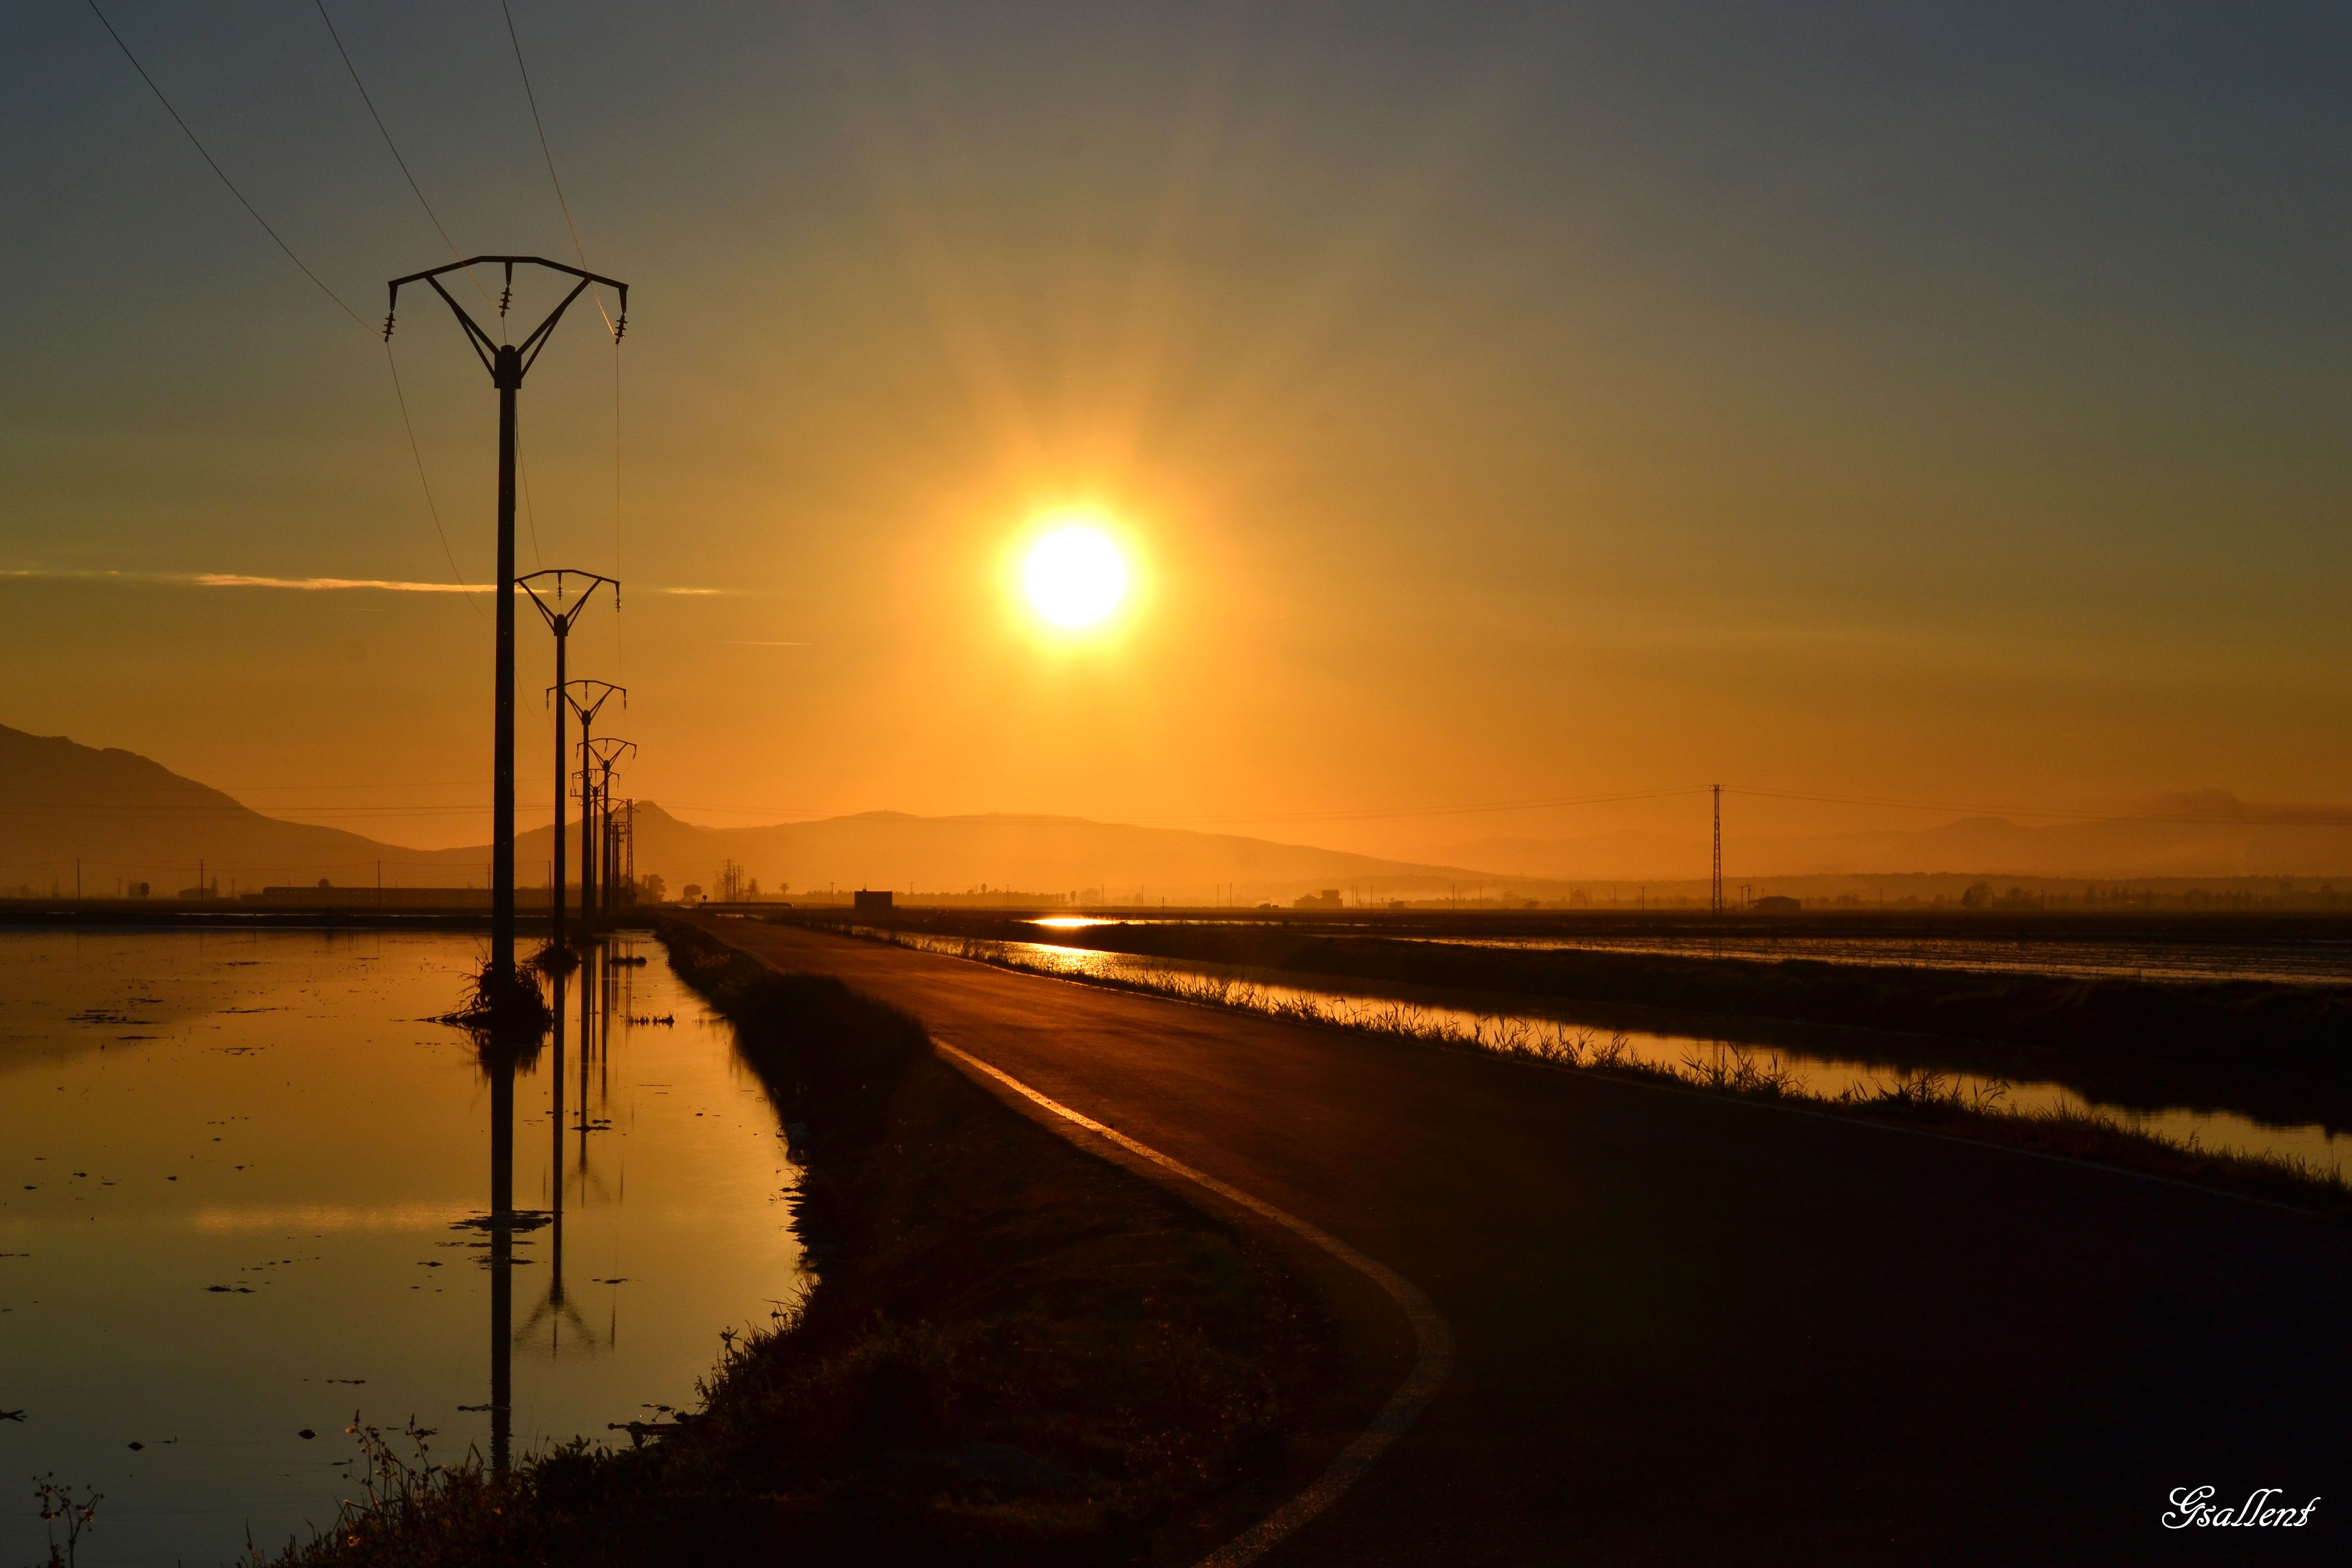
[[16, 720, 2352, 898], [9, 3, 2350, 870]]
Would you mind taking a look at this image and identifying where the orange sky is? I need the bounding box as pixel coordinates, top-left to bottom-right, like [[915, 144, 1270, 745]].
[[7, 2, 2349, 860]]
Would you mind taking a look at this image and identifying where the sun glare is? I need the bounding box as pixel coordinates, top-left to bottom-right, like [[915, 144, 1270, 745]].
[[1023, 525, 1127, 628]]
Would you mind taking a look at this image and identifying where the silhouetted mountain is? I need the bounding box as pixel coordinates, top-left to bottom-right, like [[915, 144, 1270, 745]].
[[1436, 799, 2352, 881], [18, 722, 2348, 901], [0, 725, 1494, 901], [0, 723, 434, 895], [513, 804, 1494, 904]]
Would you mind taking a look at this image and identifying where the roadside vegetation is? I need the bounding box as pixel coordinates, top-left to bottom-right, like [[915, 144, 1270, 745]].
[[852, 911, 2352, 1130], [245, 920, 1325, 1567], [861, 925, 2352, 1214]]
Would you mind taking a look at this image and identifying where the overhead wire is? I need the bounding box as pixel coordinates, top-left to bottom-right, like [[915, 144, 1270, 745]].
[[82, 0, 487, 611], [498, 0, 627, 672], [308, 2, 492, 611], [309, 0, 492, 308], [314, 0, 495, 614], [516, 403, 546, 570], [498, 0, 615, 334], [383, 339, 485, 615], [1722, 786, 2352, 828], [81, 0, 370, 334]]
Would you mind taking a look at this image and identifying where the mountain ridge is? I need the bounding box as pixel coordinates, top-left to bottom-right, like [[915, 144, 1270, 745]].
[[12, 722, 2352, 898]]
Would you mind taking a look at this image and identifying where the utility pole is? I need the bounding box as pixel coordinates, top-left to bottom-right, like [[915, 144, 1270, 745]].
[[386, 257, 628, 993], [523, 573, 617, 957], [1711, 785, 1724, 914], [557, 681, 623, 939], [588, 738, 636, 917]]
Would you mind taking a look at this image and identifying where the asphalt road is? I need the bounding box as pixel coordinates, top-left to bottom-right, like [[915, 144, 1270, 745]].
[[697, 919, 2350, 1565]]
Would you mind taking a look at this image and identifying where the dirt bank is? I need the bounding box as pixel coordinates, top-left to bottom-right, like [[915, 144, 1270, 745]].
[[259, 917, 1325, 1567]]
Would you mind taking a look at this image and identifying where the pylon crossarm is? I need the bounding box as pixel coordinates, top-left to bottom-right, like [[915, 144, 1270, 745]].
[[420, 274, 501, 372], [390, 255, 627, 304], [517, 277, 595, 372], [520, 570, 616, 633], [386, 257, 629, 354], [558, 679, 624, 725]]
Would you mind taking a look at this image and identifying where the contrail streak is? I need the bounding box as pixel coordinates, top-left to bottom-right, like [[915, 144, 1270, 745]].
[[1, 569, 734, 595]]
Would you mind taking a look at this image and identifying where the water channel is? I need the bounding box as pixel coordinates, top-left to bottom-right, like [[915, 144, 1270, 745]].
[[1400, 930, 2352, 986], [0, 929, 802, 1566], [880, 924, 2352, 1178]]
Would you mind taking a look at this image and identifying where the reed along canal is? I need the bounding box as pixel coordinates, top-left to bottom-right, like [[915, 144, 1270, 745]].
[[0, 929, 804, 1566], [877, 917, 2352, 1177]]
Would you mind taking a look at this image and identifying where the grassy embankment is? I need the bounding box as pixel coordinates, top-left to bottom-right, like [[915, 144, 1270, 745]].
[[251, 918, 1324, 1567], [845, 914, 2352, 1211]]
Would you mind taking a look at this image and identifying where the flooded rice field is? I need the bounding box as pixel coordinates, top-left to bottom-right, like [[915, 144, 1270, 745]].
[[913, 928, 2351, 1177], [1026, 915, 2352, 986], [0, 929, 801, 1566], [1399, 932, 2352, 986]]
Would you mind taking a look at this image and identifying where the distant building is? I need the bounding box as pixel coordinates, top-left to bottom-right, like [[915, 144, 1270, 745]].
[[245, 886, 555, 909], [853, 889, 895, 913], [1293, 889, 1343, 910], [1752, 895, 1801, 913]]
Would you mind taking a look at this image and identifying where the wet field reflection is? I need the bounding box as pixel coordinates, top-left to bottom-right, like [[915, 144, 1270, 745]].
[[0, 931, 802, 1565], [879, 928, 2351, 1177]]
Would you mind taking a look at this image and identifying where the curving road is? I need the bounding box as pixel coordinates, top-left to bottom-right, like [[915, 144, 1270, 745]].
[[695, 918, 2349, 1566]]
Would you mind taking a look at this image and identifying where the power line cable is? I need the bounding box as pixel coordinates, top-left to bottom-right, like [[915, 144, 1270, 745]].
[[498, 0, 615, 334], [496, 0, 626, 654], [81, 0, 483, 608], [383, 340, 487, 615], [303, 0, 494, 606], [308, 1, 487, 298], [81, 0, 370, 332], [1723, 786, 2352, 828]]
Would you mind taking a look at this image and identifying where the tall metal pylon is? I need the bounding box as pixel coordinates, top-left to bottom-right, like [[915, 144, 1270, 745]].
[[521, 572, 616, 958], [557, 681, 624, 937], [1711, 784, 1724, 914], [385, 257, 628, 989], [587, 738, 637, 916]]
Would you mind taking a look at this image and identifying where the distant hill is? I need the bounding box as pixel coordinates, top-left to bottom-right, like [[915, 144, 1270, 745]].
[[0, 725, 1497, 902], [0, 724, 435, 896], [17, 721, 2349, 901], [1434, 800, 2352, 882], [518, 805, 1500, 904]]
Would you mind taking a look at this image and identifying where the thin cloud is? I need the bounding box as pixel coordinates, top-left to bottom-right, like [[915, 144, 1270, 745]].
[[196, 573, 486, 593], [1, 567, 483, 593], [2, 568, 736, 595]]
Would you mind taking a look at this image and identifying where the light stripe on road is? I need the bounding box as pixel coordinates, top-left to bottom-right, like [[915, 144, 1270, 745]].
[[932, 1035, 1456, 1568]]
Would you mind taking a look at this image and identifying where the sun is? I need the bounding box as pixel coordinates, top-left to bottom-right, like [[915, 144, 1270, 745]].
[[1023, 525, 1128, 628]]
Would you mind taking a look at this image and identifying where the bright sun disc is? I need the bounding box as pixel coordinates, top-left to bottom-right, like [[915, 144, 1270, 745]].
[[1023, 526, 1126, 627]]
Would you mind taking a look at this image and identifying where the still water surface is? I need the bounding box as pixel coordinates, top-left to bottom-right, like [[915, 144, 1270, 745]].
[[0, 930, 802, 1566], [928, 928, 2351, 1176], [1027, 916, 2352, 986], [1401, 932, 2352, 985]]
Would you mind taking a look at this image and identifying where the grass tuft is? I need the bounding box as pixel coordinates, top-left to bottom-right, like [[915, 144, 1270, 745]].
[[889, 928, 2352, 1212], [247, 918, 1326, 1566], [437, 959, 553, 1035]]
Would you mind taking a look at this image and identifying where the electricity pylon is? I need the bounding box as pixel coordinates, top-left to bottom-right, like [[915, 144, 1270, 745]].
[[556, 681, 624, 937], [1712, 784, 1724, 914], [587, 737, 636, 916], [521, 571, 617, 956], [386, 257, 629, 987]]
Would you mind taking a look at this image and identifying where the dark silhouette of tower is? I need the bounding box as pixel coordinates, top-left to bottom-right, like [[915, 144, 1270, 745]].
[[1712, 785, 1724, 914], [522, 572, 616, 955], [386, 258, 628, 987]]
